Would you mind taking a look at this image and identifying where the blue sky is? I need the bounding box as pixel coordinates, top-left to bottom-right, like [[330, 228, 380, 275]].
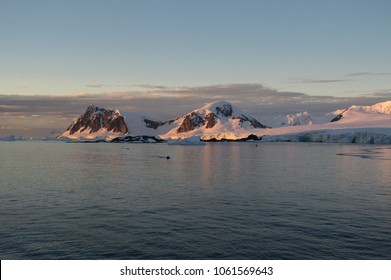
[[1, 0, 391, 136]]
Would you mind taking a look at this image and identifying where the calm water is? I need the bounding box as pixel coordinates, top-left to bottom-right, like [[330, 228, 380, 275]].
[[0, 141, 390, 259]]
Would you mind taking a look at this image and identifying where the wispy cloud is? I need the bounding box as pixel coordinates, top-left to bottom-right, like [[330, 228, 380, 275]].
[[131, 84, 172, 90], [345, 72, 391, 77], [289, 72, 391, 85], [291, 78, 349, 84], [370, 89, 391, 97], [85, 84, 105, 88]]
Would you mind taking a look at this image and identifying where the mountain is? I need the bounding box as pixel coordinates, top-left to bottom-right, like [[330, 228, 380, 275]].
[[268, 111, 315, 127], [59, 105, 129, 140], [331, 101, 391, 122], [160, 101, 269, 140], [281, 111, 314, 126], [260, 101, 391, 144], [264, 101, 391, 127]]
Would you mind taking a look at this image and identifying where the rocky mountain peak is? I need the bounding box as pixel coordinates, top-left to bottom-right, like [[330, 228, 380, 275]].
[[173, 101, 269, 133], [65, 105, 128, 135], [214, 103, 233, 117]]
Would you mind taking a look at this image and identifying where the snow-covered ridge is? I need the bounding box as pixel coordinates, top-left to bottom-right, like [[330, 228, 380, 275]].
[[160, 101, 269, 140], [269, 111, 314, 127], [333, 101, 391, 115], [285, 111, 313, 126]]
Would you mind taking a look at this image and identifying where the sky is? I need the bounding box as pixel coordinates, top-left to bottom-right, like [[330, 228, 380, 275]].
[[1, 0, 391, 137]]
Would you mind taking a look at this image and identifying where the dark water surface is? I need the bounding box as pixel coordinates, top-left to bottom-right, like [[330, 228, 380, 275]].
[[0, 142, 390, 259]]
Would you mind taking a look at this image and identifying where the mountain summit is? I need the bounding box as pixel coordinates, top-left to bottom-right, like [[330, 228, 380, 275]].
[[59, 105, 128, 140], [332, 101, 391, 120], [161, 101, 269, 140]]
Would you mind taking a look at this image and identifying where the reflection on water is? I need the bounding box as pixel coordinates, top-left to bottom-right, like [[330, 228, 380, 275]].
[[0, 142, 390, 259], [337, 146, 391, 160]]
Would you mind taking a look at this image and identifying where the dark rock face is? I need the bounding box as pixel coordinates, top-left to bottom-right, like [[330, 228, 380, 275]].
[[177, 112, 205, 133], [330, 107, 349, 123], [143, 118, 176, 129], [215, 104, 233, 117], [330, 114, 343, 122], [66, 105, 128, 135], [202, 134, 261, 142], [111, 135, 165, 143], [205, 113, 217, 128], [143, 119, 167, 129], [233, 115, 271, 129]]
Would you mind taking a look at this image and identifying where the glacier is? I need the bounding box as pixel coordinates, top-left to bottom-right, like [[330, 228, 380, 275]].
[[262, 128, 391, 144]]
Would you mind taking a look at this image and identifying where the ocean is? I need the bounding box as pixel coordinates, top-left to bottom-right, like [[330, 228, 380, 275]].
[[0, 141, 390, 259]]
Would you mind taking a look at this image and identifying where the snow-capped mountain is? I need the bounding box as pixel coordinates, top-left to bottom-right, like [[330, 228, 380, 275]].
[[160, 101, 269, 140], [59, 105, 129, 140], [331, 101, 391, 122], [261, 101, 391, 144], [265, 101, 391, 128], [268, 111, 315, 127], [283, 111, 314, 126]]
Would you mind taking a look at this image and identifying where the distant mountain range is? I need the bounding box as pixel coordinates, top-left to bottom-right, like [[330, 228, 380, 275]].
[[59, 101, 269, 141], [261, 101, 391, 144], [58, 100, 391, 144]]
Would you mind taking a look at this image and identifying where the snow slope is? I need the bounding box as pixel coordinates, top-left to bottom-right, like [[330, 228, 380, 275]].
[[61, 128, 125, 141], [122, 112, 174, 136]]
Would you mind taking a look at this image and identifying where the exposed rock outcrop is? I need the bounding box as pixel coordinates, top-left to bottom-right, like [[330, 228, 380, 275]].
[[177, 112, 206, 133], [65, 105, 128, 135]]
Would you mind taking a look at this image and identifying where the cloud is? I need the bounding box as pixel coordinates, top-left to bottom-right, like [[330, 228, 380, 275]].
[[345, 72, 391, 77], [291, 78, 349, 84], [68, 92, 90, 97], [289, 72, 391, 84], [85, 84, 105, 88], [370, 89, 391, 97], [131, 84, 172, 90], [1, 83, 390, 137]]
